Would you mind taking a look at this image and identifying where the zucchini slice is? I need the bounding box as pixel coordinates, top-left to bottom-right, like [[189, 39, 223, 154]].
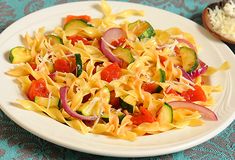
[[35, 96, 60, 108], [46, 35, 63, 45], [119, 95, 135, 113], [158, 68, 166, 83], [112, 47, 135, 64], [155, 69, 166, 93], [180, 47, 199, 73], [64, 19, 92, 36], [128, 20, 155, 40], [9, 46, 32, 64], [75, 54, 82, 77], [158, 103, 173, 125]]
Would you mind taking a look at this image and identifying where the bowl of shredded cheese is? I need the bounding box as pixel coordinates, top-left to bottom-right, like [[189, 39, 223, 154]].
[[202, 0, 235, 44]]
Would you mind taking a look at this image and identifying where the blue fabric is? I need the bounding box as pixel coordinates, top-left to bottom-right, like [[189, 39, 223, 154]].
[[0, 0, 234, 159]]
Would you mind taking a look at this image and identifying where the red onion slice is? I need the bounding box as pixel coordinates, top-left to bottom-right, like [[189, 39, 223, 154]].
[[168, 101, 218, 121], [48, 72, 57, 81], [100, 28, 126, 67], [103, 27, 127, 44], [176, 38, 197, 52], [189, 60, 208, 79], [100, 39, 123, 66], [60, 86, 97, 121], [177, 66, 193, 81], [177, 59, 208, 81]]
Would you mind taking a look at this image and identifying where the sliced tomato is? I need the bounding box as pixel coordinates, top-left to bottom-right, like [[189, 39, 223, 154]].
[[54, 59, 70, 73], [110, 91, 120, 108], [101, 63, 121, 82], [64, 15, 91, 24], [174, 46, 180, 55], [54, 58, 76, 73], [67, 35, 91, 45], [131, 107, 156, 125], [142, 82, 158, 93], [27, 78, 49, 101], [181, 85, 207, 102], [82, 93, 91, 103], [28, 61, 37, 70], [111, 37, 126, 47], [159, 55, 167, 65], [28, 62, 37, 81], [124, 44, 132, 49], [165, 88, 179, 96], [68, 57, 77, 73], [28, 75, 35, 81]]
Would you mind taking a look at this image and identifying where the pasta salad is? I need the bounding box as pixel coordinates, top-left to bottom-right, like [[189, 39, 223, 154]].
[[6, 0, 229, 141]]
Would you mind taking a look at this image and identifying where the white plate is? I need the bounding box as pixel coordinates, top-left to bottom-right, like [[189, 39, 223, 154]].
[[0, 1, 234, 157]]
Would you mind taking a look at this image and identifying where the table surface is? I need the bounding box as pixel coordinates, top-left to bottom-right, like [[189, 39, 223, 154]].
[[0, 0, 234, 159]]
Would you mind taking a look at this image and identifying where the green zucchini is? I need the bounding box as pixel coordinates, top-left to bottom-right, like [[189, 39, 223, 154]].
[[180, 47, 199, 73], [112, 47, 135, 64], [159, 68, 166, 82], [154, 68, 166, 82], [64, 19, 91, 36], [46, 35, 63, 45], [128, 20, 155, 40], [35, 96, 60, 108], [155, 86, 163, 93], [102, 111, 125, 123], [75, 54, 82, 77], [119, 95, 135, 113], [158, 103, 173, 124], [155, 68, 166, 93], [9, 46, 32, 64]]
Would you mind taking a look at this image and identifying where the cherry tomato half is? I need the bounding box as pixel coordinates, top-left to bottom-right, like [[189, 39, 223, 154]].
[[67, 35, 91, 45], [101, 63, 121, 82], [181, 85, 207, 102], [131, 107, 156, 125], [28, 78, 49, 101]]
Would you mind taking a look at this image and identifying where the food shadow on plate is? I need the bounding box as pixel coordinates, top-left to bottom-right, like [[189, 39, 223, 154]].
[[91, 3, 102, 13], [3, 50, 10, 62]]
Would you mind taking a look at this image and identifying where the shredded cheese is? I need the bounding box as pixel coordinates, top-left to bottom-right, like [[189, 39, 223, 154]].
[[101, 37, 116, 49], [36, 53, 52, 71], [208, 0, 235, 40]]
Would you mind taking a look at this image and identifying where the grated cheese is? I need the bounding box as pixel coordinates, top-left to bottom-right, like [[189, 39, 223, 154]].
[[101, 37, 116, 49], [224, 0, 235, 17], [208, 0, 235, 40], [36, 53, 52, 71]]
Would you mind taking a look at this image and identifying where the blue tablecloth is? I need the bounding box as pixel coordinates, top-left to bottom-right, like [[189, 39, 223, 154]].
[[0, 0, 234, 159]]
